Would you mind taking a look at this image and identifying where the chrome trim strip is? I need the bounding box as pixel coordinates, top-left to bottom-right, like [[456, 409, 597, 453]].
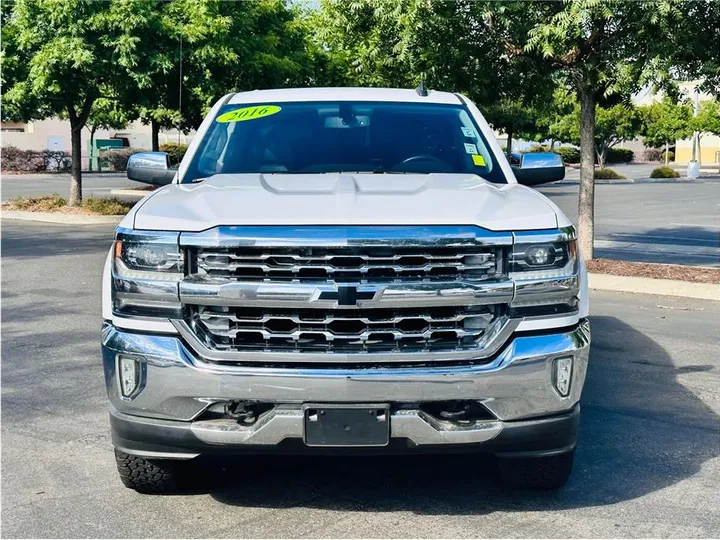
[[171, 316, 521, 364], [513, 226, 576, 244], [188, 408, 501, 446], [115, 228, 180, 244], [512, 274, 580, 305], [179, 276, 514, 309], [180, 225, 513, 248]]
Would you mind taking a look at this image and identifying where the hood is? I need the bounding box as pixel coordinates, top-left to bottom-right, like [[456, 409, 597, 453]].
[[131, 173, 560, 232]]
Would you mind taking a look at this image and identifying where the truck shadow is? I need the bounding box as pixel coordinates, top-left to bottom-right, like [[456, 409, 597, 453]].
[[194, 315, 719, 514]]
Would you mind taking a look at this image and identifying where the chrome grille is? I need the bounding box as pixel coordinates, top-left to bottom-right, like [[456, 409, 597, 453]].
[[195, 246, 500, 282], [191, 305, 502, 354]]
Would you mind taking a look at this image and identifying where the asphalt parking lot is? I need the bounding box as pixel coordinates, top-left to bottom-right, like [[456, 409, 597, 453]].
[[1, 219, 719, 538], [537, 181, 720, 266]]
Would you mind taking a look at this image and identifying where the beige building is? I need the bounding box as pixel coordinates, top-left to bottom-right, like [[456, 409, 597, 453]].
[[1, 118, 194, 169], [673, 81, 719, 165], [633, 81, 720, 166]]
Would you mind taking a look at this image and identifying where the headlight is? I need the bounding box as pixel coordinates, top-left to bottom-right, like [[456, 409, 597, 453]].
[[509, 229, 580, 315], [112, 230, 183, 318], [509, 240, 576, 276], [114, 235, 183, 280]]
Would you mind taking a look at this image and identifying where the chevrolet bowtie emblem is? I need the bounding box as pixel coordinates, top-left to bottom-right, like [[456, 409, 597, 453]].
[[319, 286, 375, 306]]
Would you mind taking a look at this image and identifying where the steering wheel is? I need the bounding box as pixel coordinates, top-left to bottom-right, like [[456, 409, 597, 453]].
[[390, 154, 452, 173], [397, 155, 447, 167]]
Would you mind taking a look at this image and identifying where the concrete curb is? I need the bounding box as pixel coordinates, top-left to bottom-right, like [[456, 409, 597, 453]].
[[1, 210, 124, 225], [555, 177, 720, 186], [588, 273, 719, 301], [109, 188, 152, 199]]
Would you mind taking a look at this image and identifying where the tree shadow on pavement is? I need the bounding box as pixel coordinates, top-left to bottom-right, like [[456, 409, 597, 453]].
[[0, 220, 114, 259], [599, 225, 720, 266], [607, 225, 720, 248], [190, 315, 720, 514]]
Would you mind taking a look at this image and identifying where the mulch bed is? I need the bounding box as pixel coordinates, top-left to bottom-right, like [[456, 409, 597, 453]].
[[587, 258, 720, 284]]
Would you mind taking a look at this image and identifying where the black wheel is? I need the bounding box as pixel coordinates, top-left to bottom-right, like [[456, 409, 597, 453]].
[[114, 449, 180, 494], [498, 450, 575, 489]]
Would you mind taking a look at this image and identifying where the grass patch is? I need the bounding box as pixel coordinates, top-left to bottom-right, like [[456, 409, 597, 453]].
[[594, 168, 626, 180], [649, 166, 680, 179], [3, 194, 67, 211], [81, 196, 133, 215], [3, 194, 133, 215]]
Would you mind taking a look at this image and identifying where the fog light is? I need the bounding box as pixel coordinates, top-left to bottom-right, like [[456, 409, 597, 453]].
[[553, 356, 573, 397], [118, 355, 140, 398]]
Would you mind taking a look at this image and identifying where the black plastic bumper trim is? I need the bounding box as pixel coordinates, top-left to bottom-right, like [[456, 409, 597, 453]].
[[110, 404, 580, 459]]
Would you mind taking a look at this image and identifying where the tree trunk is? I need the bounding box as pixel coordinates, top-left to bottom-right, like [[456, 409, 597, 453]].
[[88, 125, 97, 172], [506, 126, 513, 158], [595, 145, 606, 169], [550, 139, 555, 151], [665, 141, 669, 165], [69, 120, 83, 207], [697, 134, 703, 166], [151, 119, 160, 152], [577, 87, 596, 260]]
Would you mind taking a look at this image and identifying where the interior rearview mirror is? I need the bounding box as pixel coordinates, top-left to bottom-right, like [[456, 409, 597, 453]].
[[127, 152, 176, 185], [510, 152, 565, 186]]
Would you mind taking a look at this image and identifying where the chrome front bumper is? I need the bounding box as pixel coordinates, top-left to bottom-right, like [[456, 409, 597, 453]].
[[102, 319, 590, 458]]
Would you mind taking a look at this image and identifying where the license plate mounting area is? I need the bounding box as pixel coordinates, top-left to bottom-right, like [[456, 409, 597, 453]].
[[303, 404, 390, 447]]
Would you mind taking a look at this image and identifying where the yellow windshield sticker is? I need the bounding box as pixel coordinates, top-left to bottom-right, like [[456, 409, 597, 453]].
[[216, 105, 282, 123], [472, 154, 486, 166]]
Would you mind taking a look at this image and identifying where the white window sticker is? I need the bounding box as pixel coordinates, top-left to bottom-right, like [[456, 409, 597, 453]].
[[461, 127, 476, 138], [464, 143, 479, 155]]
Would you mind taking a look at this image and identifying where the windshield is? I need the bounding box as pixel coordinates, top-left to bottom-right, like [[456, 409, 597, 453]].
[[184, 101, 506, 183]]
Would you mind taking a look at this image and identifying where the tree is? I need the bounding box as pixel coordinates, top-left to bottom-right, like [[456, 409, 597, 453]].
[[484, 99, 537, 157], [130, 0, 322, 150], [640, 98, 693, 165], [544, 100, 642, 168], [654, 1, 720, 101], [85, 99, 136, 171], [486, 0, 683, 259], [2, 0, 156, 206], [311, 0, 555, 156], [691, 99, 720, 138], [311, 0, 424, 88]]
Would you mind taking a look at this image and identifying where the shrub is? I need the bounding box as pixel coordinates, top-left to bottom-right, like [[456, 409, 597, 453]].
[[159, 143, 189, 166], [643, 148, 662, 162], [44, 150, 71, 172], [1, 146, 74, 173], [554, 146, 581, 164], [660, 150, 674, 162], [650, 166, 680, 178], [605, 147, 634, 163], [99, 148, 143, 172], [1, 146, 47, 173], [527, 144, 551, 153], [594, 168, 626, 180]]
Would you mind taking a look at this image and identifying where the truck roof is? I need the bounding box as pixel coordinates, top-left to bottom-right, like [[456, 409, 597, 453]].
[[227, 87, 463, 106]]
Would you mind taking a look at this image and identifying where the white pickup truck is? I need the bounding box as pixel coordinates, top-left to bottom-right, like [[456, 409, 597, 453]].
[[102, 87, 590, 493]]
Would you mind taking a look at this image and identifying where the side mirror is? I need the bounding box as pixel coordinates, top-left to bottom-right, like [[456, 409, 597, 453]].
[[511, 152, 565, 186], [127, 152, 176, 185]]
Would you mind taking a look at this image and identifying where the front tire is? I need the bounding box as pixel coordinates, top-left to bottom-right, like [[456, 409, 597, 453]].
[[114, 449, 180, 493], [498, 450, 575, 489]]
